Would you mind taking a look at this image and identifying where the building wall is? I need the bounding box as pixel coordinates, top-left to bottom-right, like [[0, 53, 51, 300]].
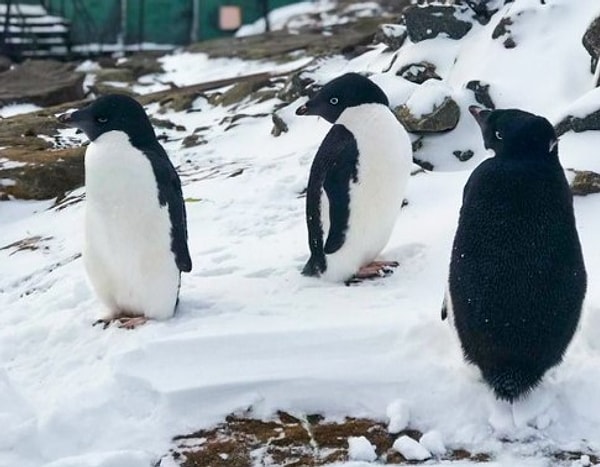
[[31, 0, 302, 45]]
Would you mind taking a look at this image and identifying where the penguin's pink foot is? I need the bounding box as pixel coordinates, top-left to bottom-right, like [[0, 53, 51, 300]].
[[93, 314, 148, 330], [117, 316, 148, 329], [346, 261, 399, 285], [356, 260, 399, 279]]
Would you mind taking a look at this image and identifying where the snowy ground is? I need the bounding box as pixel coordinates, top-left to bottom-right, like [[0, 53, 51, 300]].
[[2, 0, 600, 466]]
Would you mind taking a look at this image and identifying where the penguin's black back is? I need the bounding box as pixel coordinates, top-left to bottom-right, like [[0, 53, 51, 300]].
[[450, 110, 586, 402]]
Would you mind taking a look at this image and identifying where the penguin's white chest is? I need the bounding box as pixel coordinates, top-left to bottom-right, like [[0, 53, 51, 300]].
[[323, 104, 412, 282], [84, 131, 180, 320]]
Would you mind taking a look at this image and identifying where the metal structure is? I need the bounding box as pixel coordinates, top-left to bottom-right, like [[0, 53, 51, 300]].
[[0, 0, 301, 59]]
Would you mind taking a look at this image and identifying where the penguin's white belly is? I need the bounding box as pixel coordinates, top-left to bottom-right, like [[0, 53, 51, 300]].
[[83, 131, 179, 320], [322, 104, 412, 282]]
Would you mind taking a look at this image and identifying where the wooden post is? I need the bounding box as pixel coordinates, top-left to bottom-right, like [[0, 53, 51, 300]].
[[258, 0, 271, 33]]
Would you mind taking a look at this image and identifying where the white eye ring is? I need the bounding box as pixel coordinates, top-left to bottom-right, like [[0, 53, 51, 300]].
[[495, 130, 502, 140], [329, 97, 339, 105], [97, 116, 108, 124]]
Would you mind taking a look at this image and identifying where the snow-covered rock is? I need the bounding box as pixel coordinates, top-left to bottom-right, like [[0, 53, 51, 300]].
[[392, 435, 431, 461], [347, 436, 377, 462], [419, 430, 446, 456], [386, 399, 410, 434]]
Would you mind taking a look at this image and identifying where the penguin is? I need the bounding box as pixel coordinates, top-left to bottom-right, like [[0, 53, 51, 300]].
[[296, 73, 412, 283], [58, 94, 192, 329], [445, 106, 587, 402]]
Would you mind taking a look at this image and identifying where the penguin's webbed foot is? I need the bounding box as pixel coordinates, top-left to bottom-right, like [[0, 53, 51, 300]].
[[302, 255, 326, 277], [93, 314, 149, 330], [355, 261, 399, 279], [346, 261, 399, 285]]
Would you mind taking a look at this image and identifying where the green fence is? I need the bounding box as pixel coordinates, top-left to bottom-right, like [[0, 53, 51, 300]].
[[31, 0, 302, 45]]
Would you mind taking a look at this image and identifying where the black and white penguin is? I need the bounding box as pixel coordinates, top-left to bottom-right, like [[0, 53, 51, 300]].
[[445, 106, 587, 402], [58, 94, 192, 329], [296, 73, 412, 282]]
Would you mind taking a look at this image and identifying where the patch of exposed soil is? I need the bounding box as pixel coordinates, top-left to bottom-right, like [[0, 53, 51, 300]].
[[159, 412, 492, 466]]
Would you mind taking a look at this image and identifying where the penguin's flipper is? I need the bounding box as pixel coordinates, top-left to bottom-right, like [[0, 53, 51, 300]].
[[145, 144, 193, 273], [321, 126, 359, 255], [441, 297, 448, 321], [305, 124, 358, 272]]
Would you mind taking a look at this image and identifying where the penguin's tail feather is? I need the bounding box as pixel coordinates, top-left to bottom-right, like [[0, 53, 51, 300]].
[[482, 365, 544, 403]]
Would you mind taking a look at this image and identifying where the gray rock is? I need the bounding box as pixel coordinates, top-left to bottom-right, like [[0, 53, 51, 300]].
[[373, 24, 407, 51], [397, 62, 441, 84], [583, 16, 600, 74], [492, 16, 517, 48], [0, 55, 11, 73], [466, 80, 495, 109], [0, 60, 84, 107], [570, 170, 600, 196], [453, 149, 475, 161], [277, 71, 319, 103], [271, 113, 289, 137], [394, 97, 461, 133], [555, 109, 600, 136], [403, 5, 473, 42]]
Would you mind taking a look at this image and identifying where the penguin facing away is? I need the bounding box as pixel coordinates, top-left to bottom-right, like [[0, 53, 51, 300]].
[[445, 106, 586, 402], [296, 73, 413, 283], [58, 94, 192, 329]]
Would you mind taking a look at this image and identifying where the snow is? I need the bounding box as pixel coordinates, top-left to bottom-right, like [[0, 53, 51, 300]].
[[0, 103, 42, 118], [1, 0, 600, 466], [392, 435, 431, 461], [419, 430, 446, 456], [386, 399, 410, 434], [347, 436, 377, 462], [404, 79, 453, 118], [236, 0, 336, 36]]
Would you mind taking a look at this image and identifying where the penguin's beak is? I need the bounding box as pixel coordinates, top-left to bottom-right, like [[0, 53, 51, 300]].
[[57, 112, 73, 124], [296, 104, 309, 116], [469, 105, 492, 127], [57, 110, 84, 133]]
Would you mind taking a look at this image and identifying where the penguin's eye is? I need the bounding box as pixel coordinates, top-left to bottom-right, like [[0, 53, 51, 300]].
[[495, 130, 503, 140], [329, 97, 339, 105], [96, 116, 108, 124]]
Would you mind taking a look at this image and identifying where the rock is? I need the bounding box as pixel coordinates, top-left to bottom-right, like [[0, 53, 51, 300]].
[[0, 60, 85, 107], [188, 17, 385, 62], [392, 435, 431, 461], [492, 16, 512, 39], [466, 80, 495, 109], [386, 399, 410, 434], [420, 431, 446, 456], [88, 83, 138, 98], [347, 436, 377, 462], [403, 5, 473, 42], [453, 149, 474, 161], [394, 82, 461, 133], [570, 170, 600, 196], [115, 52, 164, 79], [180, 133, 206, 148], [396, 61, 440, 84], [271, 113, 289, 137], [492, 16, 517, 48], [94, 67, 135, 83], [0, 147, 84, 200], [150, 117, 186, 132], [217, 77, 272, 107], [0, 55, 11, 73], [583, 16, 600, 73], [373, 24, 407, 51], [555, 109, 600, 136], [463, 0, 500, 25], [277, 71, 319, 103]]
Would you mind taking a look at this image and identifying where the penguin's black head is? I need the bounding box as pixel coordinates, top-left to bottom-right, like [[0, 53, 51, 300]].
[[58, 94, 156, 146], [469, 106, 558, 160], [296, 73, 389, 123]]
